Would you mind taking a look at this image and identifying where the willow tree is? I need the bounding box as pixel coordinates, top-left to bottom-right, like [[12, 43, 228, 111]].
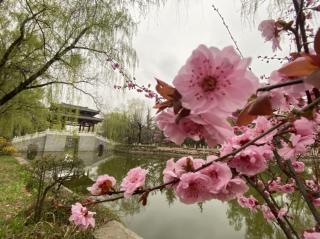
[[0, 0, 160, 108], [0, 89, 49, 138]]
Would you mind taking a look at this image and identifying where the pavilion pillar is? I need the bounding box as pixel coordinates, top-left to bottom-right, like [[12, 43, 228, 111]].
[[79, 125, 81, 132], [92, 124, 95, 132], [88, 126, 91, 132]]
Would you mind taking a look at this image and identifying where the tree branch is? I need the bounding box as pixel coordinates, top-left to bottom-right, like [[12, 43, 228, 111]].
[[0, 26, 90, 107], [0, 8, 46, 69], [25, 80, 93, 89]]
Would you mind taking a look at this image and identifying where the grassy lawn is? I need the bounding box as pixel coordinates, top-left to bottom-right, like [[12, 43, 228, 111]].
[[0, 155, 120, 239], [0, 155, 33, 237], [0, 156, 32, 220]]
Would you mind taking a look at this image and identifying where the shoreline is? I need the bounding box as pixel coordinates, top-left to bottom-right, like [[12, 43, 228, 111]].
[[112, 144, 217, 158]]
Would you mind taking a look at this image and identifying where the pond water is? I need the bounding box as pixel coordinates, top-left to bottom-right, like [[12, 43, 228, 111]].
[[30, 150, 310, 238], [88, 153, 289, 239]]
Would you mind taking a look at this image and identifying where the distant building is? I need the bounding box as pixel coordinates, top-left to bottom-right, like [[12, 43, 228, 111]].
[[49, 103, 103, 132]]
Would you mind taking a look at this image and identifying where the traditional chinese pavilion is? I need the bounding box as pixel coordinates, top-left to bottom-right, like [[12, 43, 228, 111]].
[[50, 103, 103, 132]]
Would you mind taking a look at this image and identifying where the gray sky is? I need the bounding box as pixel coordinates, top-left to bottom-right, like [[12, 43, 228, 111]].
[[82, 0, 286, 111]]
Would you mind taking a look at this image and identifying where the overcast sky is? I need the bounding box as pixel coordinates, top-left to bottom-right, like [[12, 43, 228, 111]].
[[81, 0, 287, 112]]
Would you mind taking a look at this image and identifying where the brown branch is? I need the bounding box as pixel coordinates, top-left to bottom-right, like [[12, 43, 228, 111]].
[[25, 0, 48, 60], [286, 160, 320, 225], [25, 80, 93, 89], [273, 149, 320, 226], [0, 26, 90, 107], [73, 46, 113, 57], [245, 176, 295, 239], [257, 79, 304, 92]]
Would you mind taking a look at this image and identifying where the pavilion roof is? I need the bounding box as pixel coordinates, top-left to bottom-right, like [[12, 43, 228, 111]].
[[58, 103, 100, 115], [61, 113, 103, 123]]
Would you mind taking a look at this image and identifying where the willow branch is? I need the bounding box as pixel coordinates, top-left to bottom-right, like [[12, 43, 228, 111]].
[[25, 80, 93, 89], [0, 8, 46, 69]]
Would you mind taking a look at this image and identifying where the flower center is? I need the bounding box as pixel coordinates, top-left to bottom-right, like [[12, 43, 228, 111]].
[[201, 76, 217, 92]]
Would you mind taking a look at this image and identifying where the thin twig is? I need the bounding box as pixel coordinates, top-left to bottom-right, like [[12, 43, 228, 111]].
[[257, 79, 304, 92], [211, 3, 244, 58]]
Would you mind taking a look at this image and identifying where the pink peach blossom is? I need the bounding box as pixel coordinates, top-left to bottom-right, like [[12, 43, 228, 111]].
[[174, 156, 205, 177], [200, 162, 232, 193], [292, 161, 305, 173], [175, 172, 212, 204], [173, 45, 258, 115], [268, 178, 282, 192], [279, 134, 314, 160], [279, 183, 295, 193], [121, 167, 148, 198], [258, 20, 281, 51], [163, 158, 178, 185], [261, 204, 275, 221], [229, 146, 268, 176], [213, 177, 249, 201], [237, 195, 258, 212], [306, 180, 319, 192], [294, 117, 315, 137], [69, 203, 95, 229], [304, 231, 320, 239], [269, 70, 311, 97], [87, 175, 116, 196], [278, 206, 288, 219], [251, 116, 276, 144], [163, 157, 205, 186], [156, 109, 233, 146], [313, 198, 320, 207]]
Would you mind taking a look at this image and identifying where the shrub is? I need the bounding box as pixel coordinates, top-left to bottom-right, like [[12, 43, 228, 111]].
[[0, 137, 16, 156]]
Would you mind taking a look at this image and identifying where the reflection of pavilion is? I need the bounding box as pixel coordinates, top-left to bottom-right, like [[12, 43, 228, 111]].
[[50, 103, 103, 132]]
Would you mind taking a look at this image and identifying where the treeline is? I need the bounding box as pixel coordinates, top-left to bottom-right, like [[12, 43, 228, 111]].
[[100, 99, 164, 144], [99, 99, 207, 147]]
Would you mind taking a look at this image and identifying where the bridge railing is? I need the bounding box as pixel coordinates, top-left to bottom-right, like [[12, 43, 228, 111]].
[[12, 129, 108, 143]]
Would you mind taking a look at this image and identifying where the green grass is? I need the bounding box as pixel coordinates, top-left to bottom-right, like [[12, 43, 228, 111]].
[[0, 156, 32, 220], [0, 155, 33, 237]]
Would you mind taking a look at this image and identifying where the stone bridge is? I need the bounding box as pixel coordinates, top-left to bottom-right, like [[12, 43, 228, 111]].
[[12, 130, 108, 153]]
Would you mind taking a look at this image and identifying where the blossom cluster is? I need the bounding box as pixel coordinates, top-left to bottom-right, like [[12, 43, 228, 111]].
[[156, 44, 259, 146], [69, 3, 320, 237], [163, 156, 247, 204], [70, 167, 148, 229]]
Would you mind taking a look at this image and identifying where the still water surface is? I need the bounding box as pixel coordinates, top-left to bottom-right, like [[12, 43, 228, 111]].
[[88, 153, 286, 239], [33, 151, 305, 238]]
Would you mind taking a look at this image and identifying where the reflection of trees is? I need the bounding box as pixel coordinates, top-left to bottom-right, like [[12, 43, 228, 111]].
[[227, 190, 314, 239], [165, 189, 176, 206], [98, 153, 316, 235], [107, 197, 143, 217], [97, 153, 166, 186], [227, 199, 278, 239], [98, 153, 176, 216]]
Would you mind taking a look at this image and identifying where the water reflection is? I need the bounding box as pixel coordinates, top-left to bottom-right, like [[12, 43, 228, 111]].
[[93, 153, 315, 239], [24, 150, 107, 166], [226, 187, 314, 239], [95, 153, 246, 239], [27, 151, 314, 238]]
